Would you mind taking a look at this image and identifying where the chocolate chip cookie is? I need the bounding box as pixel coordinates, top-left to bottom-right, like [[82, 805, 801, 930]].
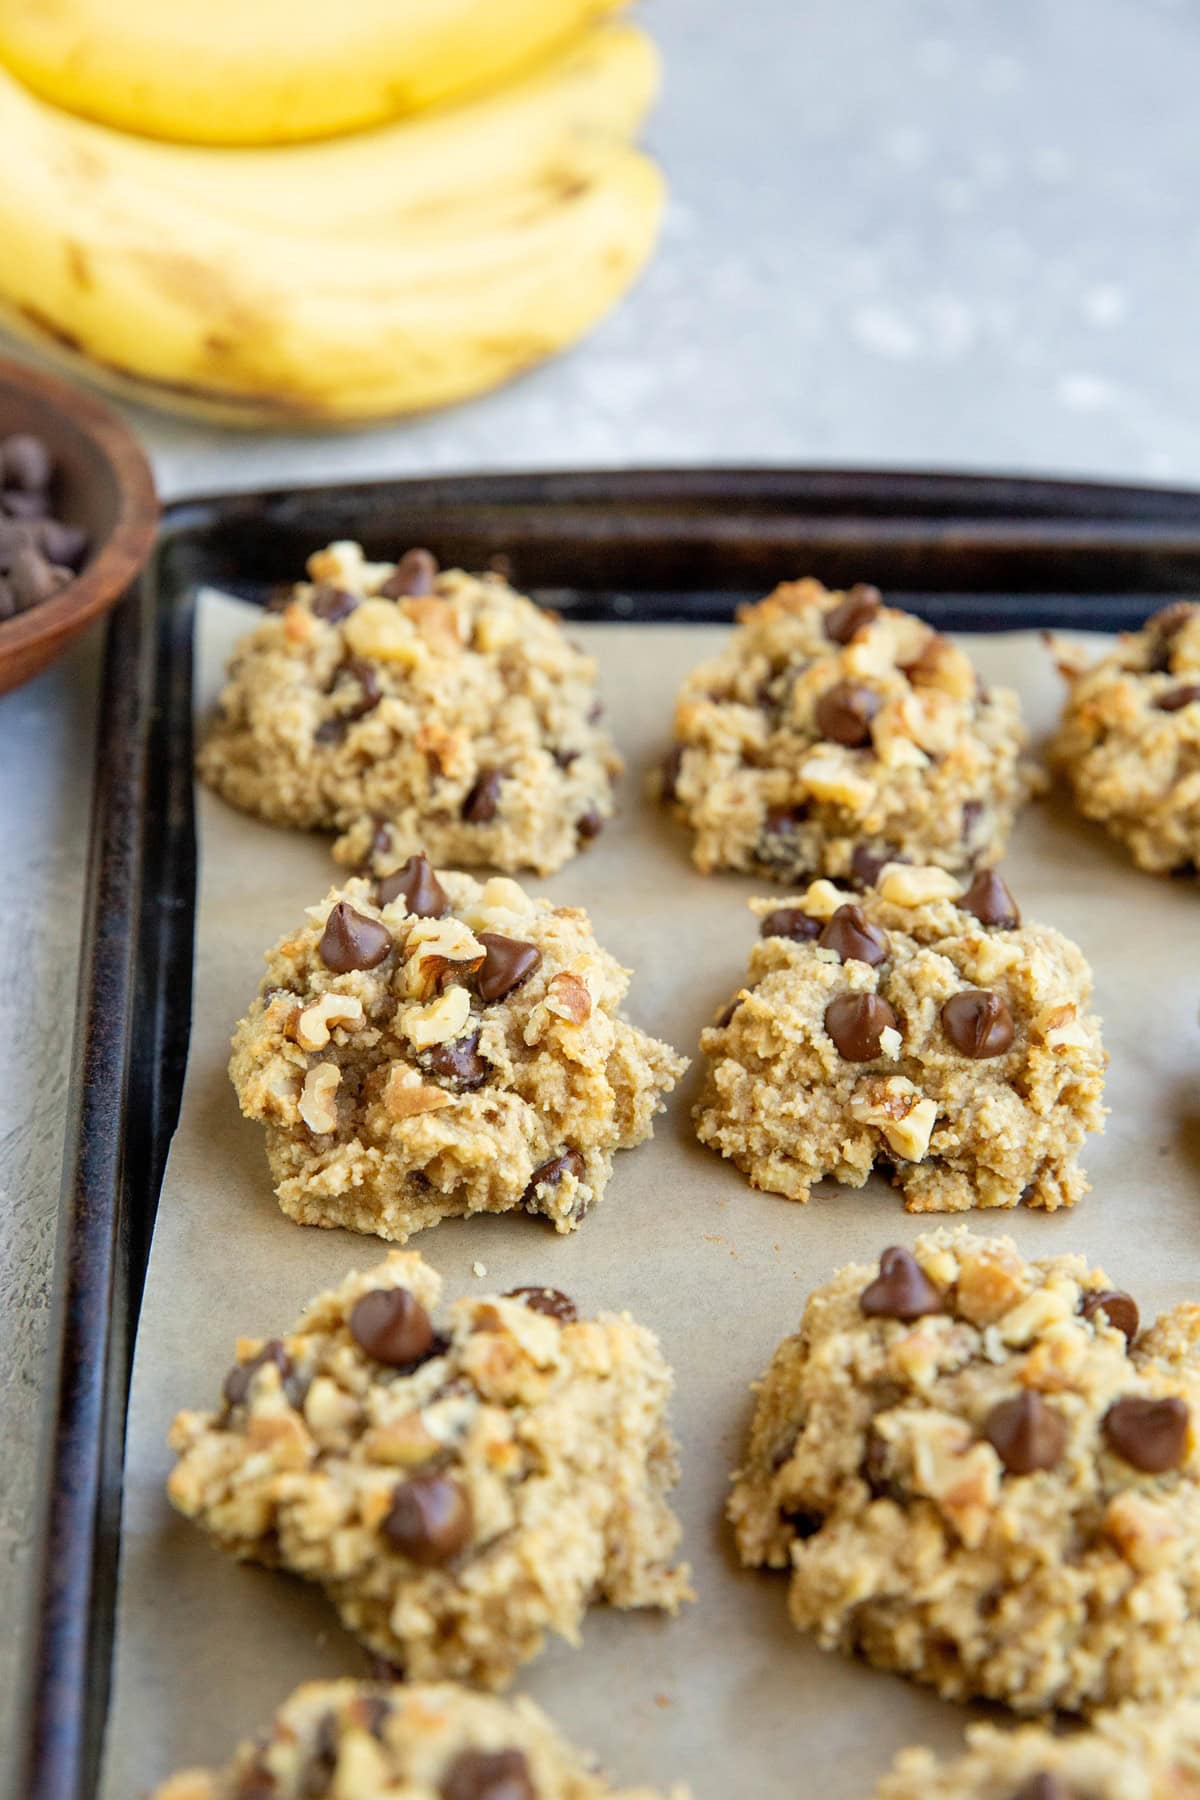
[[229, 862, 686, 1239], [694, 864, 1105, 1212], [152, 1678, 678, 1799], [197, 542, 620, 876], [167, 1255, 691, 1688], [730, 1228, 1200, 1714], [1051, 601, 1200, 873], [660, 579, 1032, 883], [873, 1698, 1200, 1800]]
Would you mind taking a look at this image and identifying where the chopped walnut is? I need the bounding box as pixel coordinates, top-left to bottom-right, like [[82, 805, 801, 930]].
[[798, 751, 874, 811], [343, 600, 423, 666], [545, 972, 592, 1025], [414, 719, 463, 776], [295, 991, 365, 1051], [878, 864, 961, 906], [1103, 1490, 1182, 1573], [904, 1413, 1000, 1547], [1038, 1003, 1093, 1052], [404, 917, 485, 1001], [299, 1063, 341, 1134], [384, 1067, 454, 1120], [796, 878, 852, 920], [849, 1077, 938, 1161], [283, 602, 315, 647], [402, 596, 463, 654], [405, 986, 473, 1050]]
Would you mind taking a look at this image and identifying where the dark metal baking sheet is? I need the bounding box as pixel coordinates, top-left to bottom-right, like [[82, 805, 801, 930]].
[[20, 466, 1200, 1800]]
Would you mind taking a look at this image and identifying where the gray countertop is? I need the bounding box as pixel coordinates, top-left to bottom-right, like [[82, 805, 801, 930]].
[[3, 0, 1198, 1779]]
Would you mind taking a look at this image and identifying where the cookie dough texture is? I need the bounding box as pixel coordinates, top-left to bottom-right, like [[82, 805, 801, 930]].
[[1051, 601, 1200, 874], [662, 579, 1031, 883], [730, 1227, 1200, 1715], [229, 866, 685, 1240], [152, 1679, 679, 1800], [693, 864, 1105, 1212], [197, 541, 621, 877], [874, 1698, 1200, 1800], [167, 1255, 691, 1688]]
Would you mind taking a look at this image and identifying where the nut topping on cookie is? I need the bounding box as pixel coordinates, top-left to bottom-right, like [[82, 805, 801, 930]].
[[825, 583, 881, 643], [349, 1288, 436, 1367], [825, 993, 899, 1061], [759, 906, 822, 941], [383, 1473, 472, 1565], [441, 1748, 534, 1800], [815, 680, 881, 747], [860, 1246, 944, 1320], [941, 990, 1016, 1059], [476, 933, 542, 1003], [818, 903, 889, 966], [961, 868, 1021, 929], [318, 901, 392, 972], [983, 1392, 1067, 1474], [1080, 1288, 1139, 1345], [378, 851, 450, 917], [1103, 1396, 1189, 1472]]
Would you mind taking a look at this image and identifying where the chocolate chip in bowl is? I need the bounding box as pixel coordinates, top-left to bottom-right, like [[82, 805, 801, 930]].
[[0, 358, 157, 695]]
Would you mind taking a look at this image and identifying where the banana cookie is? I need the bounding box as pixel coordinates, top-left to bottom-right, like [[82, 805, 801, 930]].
[[167, 1254, 691, 1687], [153, 1679, 679, 1800], [229, 861, 685, 1239], [693, 864, 1105, 1212], [1051, 601, 1200, 874], [660, 578, 1032, 883], [198, 541, 621, 876], [730, 1228, 1200, 1715], [873, 1698, 1200, 1800]]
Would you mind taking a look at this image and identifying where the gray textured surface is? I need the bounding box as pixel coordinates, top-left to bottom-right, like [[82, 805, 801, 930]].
[[1, 0, 1197, 1781]]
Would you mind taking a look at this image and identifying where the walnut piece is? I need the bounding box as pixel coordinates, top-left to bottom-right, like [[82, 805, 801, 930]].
[[404, 917, 485, 1001], [878, 864, 960, 906], [405, 985, 472, 1050], [295, 991, 365, 1051], [299, 1063, 341, 1134], [545, 972, 592, 1025], [384, 1067, 454, 1119]]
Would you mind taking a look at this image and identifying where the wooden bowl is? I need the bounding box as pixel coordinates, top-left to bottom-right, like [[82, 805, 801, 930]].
[[0, 358, 158, 695]]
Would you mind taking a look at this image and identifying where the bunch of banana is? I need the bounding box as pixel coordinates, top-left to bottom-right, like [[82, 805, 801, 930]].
[[0, 9, 663, 425]]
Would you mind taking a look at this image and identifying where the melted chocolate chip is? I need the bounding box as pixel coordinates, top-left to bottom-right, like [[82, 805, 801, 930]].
[[462, 769, 502, 824], [425, 1030, 489, 1090], [860, 1247, 944, 1320], [1079, 1288, 1139, 1346], [818, 904, 889, 966], [318, 901, 392, 972], [983, 1391, 1067, 1474], [825, 583, 881, 644], [661, 744, 685, 802], [383, 1474, 472, 1565], [349, 1288, 436, 1367], [523, 1150, 585, 1202], [223, 1340, 292, 1407], [762, 804, 809, 843], [941, 989, 1015, 1059], [759, 907, 821, 941], [1156, 684, 1200, 712], [824, 992, 898, 1060], [378, 547, 438, 598], [310, 585, 359, 622], [814, 680, 881, 747], [506, 1286, 577, 1323], [476, 933, 541, 1003], [440, 1747, 534, 1800], [576, 806, 603, 841], [1102, 1395, 1189, 1472], [960, 868, 1020, 929], [377, 851, 449, 916]]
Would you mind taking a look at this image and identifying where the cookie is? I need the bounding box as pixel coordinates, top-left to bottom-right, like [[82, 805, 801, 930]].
[[1050, 602, 1200, 874], [151, 1678, 679, 1799], [660, 578, 1032, 883], [730, 1227, 1200, 1715], [167, 1255, 691, 1688], [693, 863, 1105, 1212], [229, 864, 686, 1239], [197, 542, 620, 877], [873, 1698, 1200, 1800]]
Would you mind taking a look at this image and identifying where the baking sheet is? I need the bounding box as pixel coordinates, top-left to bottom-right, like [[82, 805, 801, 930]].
[[103, 593, 1200, 1799]]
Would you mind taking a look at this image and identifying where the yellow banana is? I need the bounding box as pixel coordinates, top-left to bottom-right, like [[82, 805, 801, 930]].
[[0, 24, 664, 425], [0, 0, 626, 146]]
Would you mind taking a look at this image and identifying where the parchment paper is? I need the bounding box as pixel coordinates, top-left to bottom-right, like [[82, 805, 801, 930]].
[[103, 595, 1200, 1798]]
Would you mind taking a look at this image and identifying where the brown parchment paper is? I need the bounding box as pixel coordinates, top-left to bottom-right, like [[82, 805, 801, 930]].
[[102, 593, 1200, 1799]]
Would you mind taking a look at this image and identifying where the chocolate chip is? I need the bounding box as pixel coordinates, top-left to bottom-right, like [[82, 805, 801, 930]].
[[425, 1029, 489, 1090], [662, 744, 685, 802], [1156, 684, 1200, 712], [983, 1392, 1067, 1474], [384, 1473, 472, 1565], [814, 680, 880, 747], [349, 1288, 436, 1367], [440, 1747, 533, 1800], [377, 851, 449, 916], [759, 907, 821, 941], [588, 699, 604, 724], [318, 901, 392, 972], [850, 845, 904, 890], [335, 657, 382, 719], [825, 583, 881, 644], [1079, 1288, 1139, 1346], [476, 933, 541, 1003], [462, 769, 502, 824], [553, 747, 579, 770], [782, 1508, 825, 1539], [1012, 1776, 1072, 1800], [505, 1286, 577, 1323], [370, 818, 393, 860], [961, 799, 983, 844], [1102, 1395, 1189, 1472], [762, 804, 808, 842], [576, 806, 603, 841], [960, 868, 1020, 929], [824, 992, 898, 1060], [379, 548, 438, 598], [818, 904, 889, 966], [860, 1247, 944, 1320], [2, 433, 51, 491], [716, 997, 742, 1027], [941, 989, 1015, 1059], [223, 1340, 292, 1407], [314, 717, 346, 745], [523, 1150, 585, 1202], [310, 585, 359, 622]]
